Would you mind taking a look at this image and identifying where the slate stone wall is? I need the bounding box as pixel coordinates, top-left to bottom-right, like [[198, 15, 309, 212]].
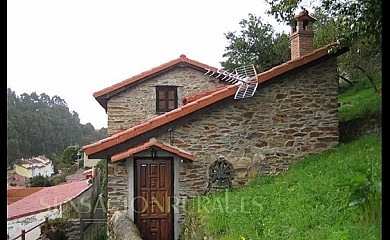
[[106, 163, 128, 221], [63, 219, 82, 240], [107, 67, 226, 135], [157, 58, 339, 197]]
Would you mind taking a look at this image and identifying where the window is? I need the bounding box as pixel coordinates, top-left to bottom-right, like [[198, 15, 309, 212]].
[[303, 20, 308, 31], [156, 86, 178, 113]]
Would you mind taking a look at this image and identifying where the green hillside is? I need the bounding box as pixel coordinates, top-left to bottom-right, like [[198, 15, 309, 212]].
[[338, 73, 382, 122], [181, 76, 382, 240], [182, 134, 381, 239]]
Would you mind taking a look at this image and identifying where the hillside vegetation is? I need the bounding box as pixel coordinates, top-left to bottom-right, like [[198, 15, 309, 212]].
[[7, 88, 107, 168], [338, 73, 382, 122], [180, 76, 382, 240]]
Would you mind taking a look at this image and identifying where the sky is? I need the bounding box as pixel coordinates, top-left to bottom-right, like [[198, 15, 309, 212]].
[[7, 0, 290, 129]]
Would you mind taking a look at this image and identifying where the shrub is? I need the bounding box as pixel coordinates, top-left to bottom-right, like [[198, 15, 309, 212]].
[[347, 159, 382, 224]]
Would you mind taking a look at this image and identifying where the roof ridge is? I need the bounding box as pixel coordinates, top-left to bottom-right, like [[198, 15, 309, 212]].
[[93, 55, 220, 98], [256, 43, 337, 84], [111, 139, 196, 162]]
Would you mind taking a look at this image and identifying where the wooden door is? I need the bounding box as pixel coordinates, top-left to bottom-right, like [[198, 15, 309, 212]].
[[134, 159, 173, 240]]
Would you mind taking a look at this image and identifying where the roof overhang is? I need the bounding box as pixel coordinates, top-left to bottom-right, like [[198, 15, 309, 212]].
[[111, 138, 195, 163], [93, 56, 220, 111], [84, 92, 235, 159]]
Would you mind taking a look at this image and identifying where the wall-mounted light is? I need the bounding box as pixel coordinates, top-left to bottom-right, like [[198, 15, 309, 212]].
[[150, 147, 158, 160]]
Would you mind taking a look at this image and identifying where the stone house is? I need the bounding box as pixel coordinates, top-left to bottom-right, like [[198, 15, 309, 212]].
[[82, 10, 348, 240]]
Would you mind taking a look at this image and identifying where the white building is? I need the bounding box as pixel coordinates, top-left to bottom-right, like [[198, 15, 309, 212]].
[[14, 155, 54, 178], [83, 152, 101, 168]]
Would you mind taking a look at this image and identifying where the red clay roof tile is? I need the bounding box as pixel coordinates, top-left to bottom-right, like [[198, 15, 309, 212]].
[[7, 187, 45, 205], [256, 45, 333, 84], [295, 9, 316, 21], [83, 43, 346, 158], [182, 86, 229, 105], [93, 54, 220, 110], [7, 181, 91, 220], [111, 139, 195, 162]]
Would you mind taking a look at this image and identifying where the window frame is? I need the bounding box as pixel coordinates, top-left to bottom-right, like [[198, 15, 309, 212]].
[[155, 86, 178, 113]]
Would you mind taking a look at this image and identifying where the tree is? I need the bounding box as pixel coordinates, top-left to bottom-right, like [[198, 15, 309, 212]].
[[29, 175, 52, 187], [264, 1, 381, 91], [51, 175, 67, 185], [7, 88, 108, 168], [337, 35, 382, 92], [311, 9, 338, 48], [60, 145, 81, 165], [309, 6, 381, 90], [220, 13, 290, 73], [264, 0, 381, 47]]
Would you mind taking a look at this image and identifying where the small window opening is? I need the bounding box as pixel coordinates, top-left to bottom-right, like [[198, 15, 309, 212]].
[[303, 20, 308, 30], [291, 20, 297, 33], [156, 86, 178, 113]]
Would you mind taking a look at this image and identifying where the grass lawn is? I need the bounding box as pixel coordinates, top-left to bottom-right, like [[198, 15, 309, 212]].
[[186, 134, 381, 239], [182, 75, 382, 240]]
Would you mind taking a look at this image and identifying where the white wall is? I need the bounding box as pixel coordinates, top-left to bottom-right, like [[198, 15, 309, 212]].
[[83, 153, 101, 168], [7, 208, 62, 239], [32, 166, 45, 177], [32, 165, 54, 177], [14, 157, 55, 179], [44, 163, 54, 176]]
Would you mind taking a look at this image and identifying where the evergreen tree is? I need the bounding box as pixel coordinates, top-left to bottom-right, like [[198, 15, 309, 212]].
[[7, 88, 108, 168], [221, 13, 290, 73]]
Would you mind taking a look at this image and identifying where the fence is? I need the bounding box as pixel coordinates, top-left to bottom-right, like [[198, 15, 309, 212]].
[[9, 217, 49, 240]]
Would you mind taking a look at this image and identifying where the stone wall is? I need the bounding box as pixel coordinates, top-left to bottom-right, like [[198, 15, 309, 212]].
[[62, 182, 96, 219], [63, 219, 82, 240], [156, 58, 339, 200], [106, 163, 128, 221], [107, 67, 227, 135]]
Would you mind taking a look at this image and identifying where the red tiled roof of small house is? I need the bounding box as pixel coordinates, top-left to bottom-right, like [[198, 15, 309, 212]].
[[7, 180, 91, 220], [111, 138, 195, 163], [7, 187, 45, 205]]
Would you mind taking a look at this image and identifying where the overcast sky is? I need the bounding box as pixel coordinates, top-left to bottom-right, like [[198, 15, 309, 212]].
[[7, 0, 290, 129]]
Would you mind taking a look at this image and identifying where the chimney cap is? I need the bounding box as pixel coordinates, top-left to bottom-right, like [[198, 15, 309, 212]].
[[294, 9, 316, 22]]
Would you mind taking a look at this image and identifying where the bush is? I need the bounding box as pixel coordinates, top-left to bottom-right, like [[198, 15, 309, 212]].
[[93, 224, 107, 240], [346, 159, 382, 224], [29, 175, 52, 187], [50, 175, 66, 185]]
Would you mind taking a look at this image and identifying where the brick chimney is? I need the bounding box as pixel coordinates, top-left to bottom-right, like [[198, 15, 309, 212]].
[[289, 9, 316, 59]]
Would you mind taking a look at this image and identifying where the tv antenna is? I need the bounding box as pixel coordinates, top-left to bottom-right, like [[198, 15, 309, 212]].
[[204, 65, 258, 99]]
